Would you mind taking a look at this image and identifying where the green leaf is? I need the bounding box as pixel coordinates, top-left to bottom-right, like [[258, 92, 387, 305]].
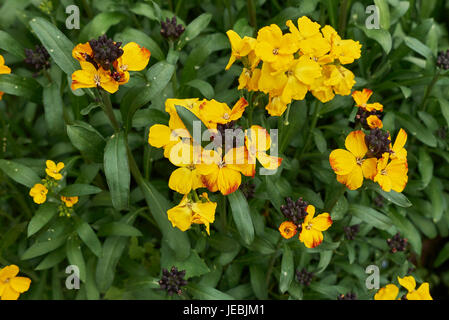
[[186, 79, 214, 99], [250, 265, 268, 299], [29, 17, 78, 76], [395, 112, 437, 147], [0, 159, 41, 188], [434, 242, 449, 268], [21, 234, 68, 260], [349, 204, 393, 231], [79, 12, 126, 42], [96, 210, 138, 293], [437, 98, 449, 130], [27, 203, 59, 237], [80, 102, 101, 116], [426, 178, 444, 222], [366, 181, 412, 207], [386, 209, 422, 254], [97, 222, 142, 237], [43, 83, 64, 136], [75, 220, 102, 257], [404, 36, 433, 59], [374, 0, 390, 29], [0, 30, 25, 58], [0, 74, 41, 102], [66, 236, 86, 282], [316, 250, 333, 274], [279, 244, 294, 294], [104, 132, 130, 211], [35, 247, 66, 270], [418, 148, 433, 188], [130, 3, 159, 21], [312, 129, 327, 153], [139, 179, 191, 260], [59, 184, 102, 197], [187, 283, 234, 300], [174, 104, 209, 147], [361, 27, 392, 54], [178, 13, 213, 48], [161, 246, 210, 279], [228, 190, 255, 246], [67, 121, 106, 163]]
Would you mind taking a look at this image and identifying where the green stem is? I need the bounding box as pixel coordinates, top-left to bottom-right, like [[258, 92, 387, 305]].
[[421, 69, 441, 112], [338, 0, 350, 37], [265, 237, 283, 285], [295, 102, 320, 161], [283, 103, 291, 126], [98, 89, 120, 132], [247, 0, 257, 34]]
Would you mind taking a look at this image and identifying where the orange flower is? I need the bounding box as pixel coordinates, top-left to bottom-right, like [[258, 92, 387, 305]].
[[352, 88, 383, 112], [279, 221, 297, 239], [298, 205, 333, 248]]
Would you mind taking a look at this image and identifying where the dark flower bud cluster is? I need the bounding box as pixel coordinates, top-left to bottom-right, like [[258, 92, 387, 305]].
[[387, 232, 408, 253], [344, 224, 360, 240], [337, 292, 357, 300], [161, 16, 185, 40], [212, 121, 244, 150], [296, 268, 313, 286], [436, 49, 449, 70], [355, 108, 382, 130], [158, 266, 188, 296], [89, 35, 123, 71], [365, 128, 391, 159], [239, 181, 255, 199], [24, 45, 51, 72], [373, 195, 384, 208], [280, 197, 308, 230]]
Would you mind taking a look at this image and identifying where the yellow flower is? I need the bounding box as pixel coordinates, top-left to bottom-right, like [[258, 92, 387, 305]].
[[367, 115, 383, 129], [113, 42, 151, 85], [255, 24, 297, 69], [298, 205, 332, 248], [390, 128, 407, 161], [397, 276, 432, 300], [323, 64, 355, 96], [329, 130, 378, 190], [0, 265, 31, 300], [198, 147, 254, 195], [199, 97, 248, 128], [167, 142, 205, 195], [72, 42, 93, 62], [374, 284, 399, 300], [45, 160, 64, 180], [165, 98, 204, 130], [167, 193, 216, 235], [225, 30, 257, 70], [352, 89, 383, 112], [238, 67, 261, 91], [245, 125, 282, 170], [279, 221, 297, 239], [373, 152, 408, 192], [147, 124, 190, 159], [286, 16, 322, 41], [29, 183, 48, 204], [61, 196, 79, 208], [0, 54, 12, 100], [71, 61, 119, 93]]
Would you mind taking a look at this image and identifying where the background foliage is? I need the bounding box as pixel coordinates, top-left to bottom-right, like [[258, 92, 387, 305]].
[[0, 0, 448, 300]]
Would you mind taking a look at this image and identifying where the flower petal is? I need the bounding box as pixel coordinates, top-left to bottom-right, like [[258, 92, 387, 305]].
[[329, 149, 356, 175], [345, 130, 367, 158]]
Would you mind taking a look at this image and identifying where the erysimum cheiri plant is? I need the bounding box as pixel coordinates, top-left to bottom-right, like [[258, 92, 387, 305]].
[[0, 0, 448, 301]]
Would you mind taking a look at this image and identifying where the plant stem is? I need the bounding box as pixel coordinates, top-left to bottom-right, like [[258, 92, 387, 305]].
[[284, 103, 291, 126], [247, 0, 257, 34], [295, 101, 320, 161], [265, 237, 283, 285], [338, 0, 350, 37], [421, 69, 441, 112], [98, 89, 120, 132]]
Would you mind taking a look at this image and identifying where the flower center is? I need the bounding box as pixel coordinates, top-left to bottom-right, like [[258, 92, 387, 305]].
[[223, 113, 230, 120], [94, 74, 101, 86], [356, 157, 363, 165], [218, 160, 226, 168], [381, 169, 387, 175], [187, 164, 195, 171], [121, 64, 128, 71], [272, 48, 279, 55], [306, 223, 313, 230]]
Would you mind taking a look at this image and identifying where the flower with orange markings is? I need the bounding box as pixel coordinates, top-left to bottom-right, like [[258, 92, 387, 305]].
[[374, 152, 408, 193], [298, 205, 333, 248], [61, 196, 79, 208], [279, 221, 298, 239], [352, 88, 383, 112], [366, 115, 383, 129]]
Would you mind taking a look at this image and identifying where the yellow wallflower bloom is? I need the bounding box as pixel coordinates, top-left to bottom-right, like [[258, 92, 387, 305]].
[[352, 88, 384, 112], [255, 24, 297, 69], [323, 65, 355, 96], [374, 153, 408, 192], [279, 221, 298, 239], [61, 196, 79, 207], [45, 160, 64, 180], [165, 98, 203, 130], [197, 147, 254, 195], [286, 16, 322, 41], [245, 125, 282, 170], [0, 265, 31, 300], [265, 91, 289, 116], [147, 124, 189, 159], [238, 67, 261, 91], [298, 205, 332, 248], [71, 61, 119, 93], [113, 42, 151, 86], [167, 193, 216, 235], [329, 130, 378, 190], [72, 42, 93, 62], [397, 276, 432, 300], [390, 128, 407, 161], [29, 183, 48, 204], [225, 30, 256, 70], [199, 97, 248, 127], [0, 54, 12, 100], [367, 115, 383, 129], [374, 284, 399, 300]]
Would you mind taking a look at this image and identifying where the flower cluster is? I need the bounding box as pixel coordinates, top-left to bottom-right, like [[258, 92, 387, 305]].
[[148, 97, 282, 235], [329, 93, 409, 192], [295, 268, 314, 286], [71, 35, 150, 93], [0, 54, 11, 100], [0, 265, 31, 300], [386, 232, 408, 253], [28, 160, 78, 216], [24, 45, 51, 73], [160, 16, 185, 40], [225, 16, 361, 116], [353, 89, 383, 129], [436, 49, 449, 70], [374, 276, 432, 300], [278, 198, 332, 248]]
